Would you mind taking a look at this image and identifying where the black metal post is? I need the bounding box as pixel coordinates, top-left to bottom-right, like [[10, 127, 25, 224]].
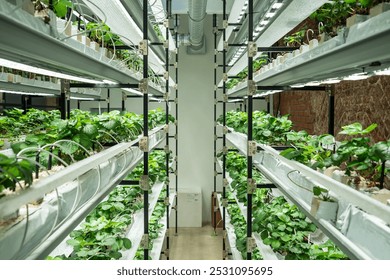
[[213, 13, 218, 234], [328, 86, 335, 135], [174, 14, 179, 236], [142, 0, 149, 261], [165, 0, 171, 260], [66, 95, 70, 119], [222, 0, 227, 260], [21, 95, 27, 113], [122, 93, 126, 112], [60, 91, 66, 120], [247, 0, 254, 260], [107, 89, 110, 112]]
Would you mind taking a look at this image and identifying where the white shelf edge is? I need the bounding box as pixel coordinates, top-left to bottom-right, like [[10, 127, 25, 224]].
[[120, 181, 165, 260], [216, 194, 242, 260], [150, 192, 176, 260], [227, 10, 390, 96]]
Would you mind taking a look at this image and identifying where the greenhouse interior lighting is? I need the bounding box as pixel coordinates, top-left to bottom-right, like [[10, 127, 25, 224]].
[[0, 89, 55, 96], [0, 58, 105, 84], [227, 0, 327, 76], [84, 0, 171, 78], [70, 96, 95, 100], [374, 68, 390, 75], [121, 87, 143, 96]]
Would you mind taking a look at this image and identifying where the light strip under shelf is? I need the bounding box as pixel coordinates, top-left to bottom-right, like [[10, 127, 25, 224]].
[[226, 0, 327, 76], [84, 0, 171, 81], [0, 58, 105, 84], [216, 0, 247, 51]]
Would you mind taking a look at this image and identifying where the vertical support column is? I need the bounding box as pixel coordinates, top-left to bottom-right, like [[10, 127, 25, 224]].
[[213, 14, 218, 234], [222, 0, 227, 260], [66, 94, 71, 119], [122, 92, 126, 112], [327, 85, 334, 135], [21, 95, 27, 113], [174, 14, 179, 236], [142, 0, 149, 261], [246, 0, 254, 260], [165, 0, 172, 260], [60, 80, 69, 120], [107, 89, 111, 112]]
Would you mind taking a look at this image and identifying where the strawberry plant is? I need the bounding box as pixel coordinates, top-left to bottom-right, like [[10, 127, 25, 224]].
[[0, 154, 34, 196], [226, 197, 262, 260], [48, 184, 142, 260]]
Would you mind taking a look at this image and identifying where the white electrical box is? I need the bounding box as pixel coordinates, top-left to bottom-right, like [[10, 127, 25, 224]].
[[170, 187, 202, 227]]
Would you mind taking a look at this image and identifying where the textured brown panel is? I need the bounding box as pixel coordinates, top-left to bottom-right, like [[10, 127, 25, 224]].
[[272, 76, 390, 142], [334, 76, 390, 142]]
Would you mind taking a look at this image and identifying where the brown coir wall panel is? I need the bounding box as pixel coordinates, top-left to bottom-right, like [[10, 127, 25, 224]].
[[273, 76, 390, 142]]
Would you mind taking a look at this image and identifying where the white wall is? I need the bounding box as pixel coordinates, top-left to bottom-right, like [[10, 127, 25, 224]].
[[177, 15, 215, 224]]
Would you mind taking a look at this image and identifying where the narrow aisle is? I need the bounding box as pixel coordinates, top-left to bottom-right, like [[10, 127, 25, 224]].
[[170, 226, 223, 260]]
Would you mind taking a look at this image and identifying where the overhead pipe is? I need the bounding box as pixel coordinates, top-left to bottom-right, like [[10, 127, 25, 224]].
[[187, 0, 208, 54]]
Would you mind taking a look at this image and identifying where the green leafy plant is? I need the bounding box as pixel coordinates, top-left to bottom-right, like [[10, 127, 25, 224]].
[[310, 0, 376, 36], [328, 122, 386, 187], [313, 186, 334, 202], [49, 184, 143, 260], [227, 199, 262, 260], [40, 0, 73, 18], [284, 29, 306, 47], [0, 154, 34, 196]]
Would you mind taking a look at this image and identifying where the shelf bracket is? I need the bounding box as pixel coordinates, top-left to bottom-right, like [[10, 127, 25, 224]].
[[223, 178, 229, 187], [140, 175, 150, 191], [248, 80, 256, 96], [221, 198, 228, 208], [248, 140, 257, 156], [164, 196, 170, 206], [139, 78, 148, 94], [223, 126, 228, 135], [222, 146, 228, 155], [139, 39, 148, 55], [140, 234, 149, 249], [247, 236, 256, 253], [139, 136, 149, 152], [248, 41, 257, 57], [247, 178, 256, 194]]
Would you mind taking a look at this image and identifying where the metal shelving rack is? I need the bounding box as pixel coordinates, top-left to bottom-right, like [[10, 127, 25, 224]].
[[215, 0, 390, 260], [0, 0, 178, 260]]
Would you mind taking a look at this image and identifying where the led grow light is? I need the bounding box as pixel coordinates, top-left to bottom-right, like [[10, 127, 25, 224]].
[[374, 68, 390, 75], [0, 58, 104, 84], [122, 87, 143, 96], [321, 78, 341, 84], [217, 0, 248, 50], [70, 96, 95, 100], [0, 89, 55, 96], [227, 0, 327, 76], [343, 73, 370, 81], [84, 0, 168, 77]]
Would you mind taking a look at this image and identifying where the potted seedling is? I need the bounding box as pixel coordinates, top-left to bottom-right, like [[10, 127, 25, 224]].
[[310, 186, 338, 222]]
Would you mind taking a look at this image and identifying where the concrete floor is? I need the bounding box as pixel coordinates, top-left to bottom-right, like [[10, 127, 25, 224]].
[[169, 225, 223, 260]]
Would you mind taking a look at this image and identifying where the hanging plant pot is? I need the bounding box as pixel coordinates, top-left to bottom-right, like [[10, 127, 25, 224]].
[[311, 197, 338, 222]]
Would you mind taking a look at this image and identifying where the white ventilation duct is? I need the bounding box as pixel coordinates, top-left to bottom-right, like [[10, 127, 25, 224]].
[[187, 0, 207, 54]]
